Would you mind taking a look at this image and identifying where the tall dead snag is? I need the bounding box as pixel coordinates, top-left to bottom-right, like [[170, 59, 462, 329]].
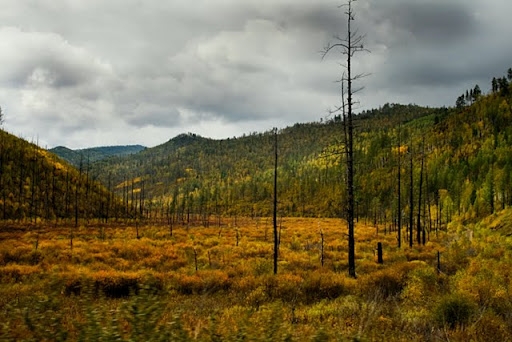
[[273, 128, 279, 275], [417, 137, 425, 245], [322, 0, 367, 278], [75, 154, 83, 228], [397, 122, 402, 248], [409, 142, 414, 248]]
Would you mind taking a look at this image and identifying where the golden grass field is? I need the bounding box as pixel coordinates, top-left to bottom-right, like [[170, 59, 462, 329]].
[[1, 216, 511, 341]]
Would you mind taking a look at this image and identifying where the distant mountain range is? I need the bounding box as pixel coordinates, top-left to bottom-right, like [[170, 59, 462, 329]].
[[49, 145, 146, 167]]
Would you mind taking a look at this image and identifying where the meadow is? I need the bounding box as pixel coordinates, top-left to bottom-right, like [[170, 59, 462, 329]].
[[1, 215, 511, 341]]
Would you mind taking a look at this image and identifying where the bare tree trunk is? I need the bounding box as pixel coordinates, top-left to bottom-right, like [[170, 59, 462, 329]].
[[397, 123, 402, 248], [322, 0, 366, 278], [417, 138, 425, 245], [106, 172, 111, 223], [377, 242, 383, 264], [320, 229, 325, 267], [273, 128, 279, 275], [75, 154, 83, 228], [408, 143, 414, 248]]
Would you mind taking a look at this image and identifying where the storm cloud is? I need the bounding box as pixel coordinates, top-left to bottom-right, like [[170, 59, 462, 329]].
[[0, 0, 511, 148]]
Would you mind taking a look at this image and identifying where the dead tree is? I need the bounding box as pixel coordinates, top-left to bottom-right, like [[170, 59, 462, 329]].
[[397, 121, 402, 248], [273, 128, 279, 275], [409, 141, 414, 248], [417, 137, 425, 245], [322, 0, 367, 278]]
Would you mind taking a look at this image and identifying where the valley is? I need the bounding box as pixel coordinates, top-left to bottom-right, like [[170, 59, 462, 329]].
[[1, 69, 512, 340]]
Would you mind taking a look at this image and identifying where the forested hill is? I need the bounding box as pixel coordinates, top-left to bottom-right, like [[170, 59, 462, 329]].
[[48, 68, 508, 224], [0, 129, 125, 222], [49, 145, 146, 167], [88, 104, 444, 218]]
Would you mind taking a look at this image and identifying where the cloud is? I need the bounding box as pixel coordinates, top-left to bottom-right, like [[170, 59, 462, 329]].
[[0, 0, 511, 148], [0, 27, 114, 89]]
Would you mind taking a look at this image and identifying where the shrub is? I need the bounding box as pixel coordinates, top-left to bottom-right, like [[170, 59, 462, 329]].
[[175, 270, 231, 295], [0, 264, 40, 283], [402, 262, 449, 303], [470, 310, 509, 342], [301, 271, 350, 303], [360, 267, 407, 299], [92, 271, 140, 298], [263, 273, 303, 302], [433, 293, 476, 329], [64, 277, 83, 296], [0, 246, 33, 265]]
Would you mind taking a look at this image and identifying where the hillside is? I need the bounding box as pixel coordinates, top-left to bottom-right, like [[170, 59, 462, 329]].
[[88, 104, 443, 219], [85, 71, 512, 229], [49, 145, 146, 167], [0, 130, 126, 222]]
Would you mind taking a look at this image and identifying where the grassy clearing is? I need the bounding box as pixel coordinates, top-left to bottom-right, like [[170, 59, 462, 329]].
[[1, 216, 512, 341]]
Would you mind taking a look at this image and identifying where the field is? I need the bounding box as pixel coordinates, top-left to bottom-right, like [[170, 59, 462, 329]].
[[1, 216, 512, 341]]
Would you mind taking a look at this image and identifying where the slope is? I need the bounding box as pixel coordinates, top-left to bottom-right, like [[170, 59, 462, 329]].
[[88, 104, 441, 219], [86, 68, 512, 226], [0, 129, 125, 222]]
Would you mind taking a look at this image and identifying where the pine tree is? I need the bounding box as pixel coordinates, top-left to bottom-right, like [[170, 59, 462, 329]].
[[492, 77, 498, 93]]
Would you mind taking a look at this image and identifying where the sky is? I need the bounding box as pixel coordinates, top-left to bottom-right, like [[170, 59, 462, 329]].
[[0, 0, 511, 149]]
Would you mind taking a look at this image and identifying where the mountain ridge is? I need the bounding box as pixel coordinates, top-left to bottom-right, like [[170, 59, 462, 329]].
[[49, 144, 146, 167]]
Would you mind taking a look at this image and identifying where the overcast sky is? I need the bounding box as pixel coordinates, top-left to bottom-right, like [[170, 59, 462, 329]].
[[1, 0, 511, 149]]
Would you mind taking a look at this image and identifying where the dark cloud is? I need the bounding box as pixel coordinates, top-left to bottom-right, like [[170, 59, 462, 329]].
[[385, 2, 476, 45], [0, 0, 511, 148]]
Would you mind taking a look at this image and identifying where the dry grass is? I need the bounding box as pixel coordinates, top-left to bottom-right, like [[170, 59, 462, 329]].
[[1, 216, 512, 340]]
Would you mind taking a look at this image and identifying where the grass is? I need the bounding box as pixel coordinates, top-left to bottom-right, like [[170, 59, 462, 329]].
[[1, 215, 512, 340]]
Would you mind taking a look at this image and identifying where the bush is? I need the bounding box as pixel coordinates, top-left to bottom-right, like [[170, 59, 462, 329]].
[[433, 293, 476, 329], [175, 270, 231, 295], [0, 264, 40, 283], [92, 271, 140, 298], [64, 277, 83, 296], [263, 273, 303, 302], [360, 267, 408, 299], [301, 271, 350, 303]]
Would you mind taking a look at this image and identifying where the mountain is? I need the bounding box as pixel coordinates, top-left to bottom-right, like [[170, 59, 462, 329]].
[[49, 145, 146, 167], [88, 104, 444, 219], [86, 69, 512, 227], [0, 130, 126, 222]]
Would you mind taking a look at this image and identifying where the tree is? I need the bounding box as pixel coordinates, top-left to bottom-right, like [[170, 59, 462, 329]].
[[408, 142, 414, 248], [322, 0, 367, 278], [456, 95, 466, 109], [472, 84, 481, 102], [273, 128, 279, 274], [417, 137, 425, 245], [0, 106, 3, 125], [499, 77, 509, 95], [492, 77, 498, 93], [508, 68, 512, 82]]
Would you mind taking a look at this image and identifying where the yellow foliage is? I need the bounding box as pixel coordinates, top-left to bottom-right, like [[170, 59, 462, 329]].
[[392, 145, 409, 155], [0, 264, 40, 283], [0, 217, 511, 340]]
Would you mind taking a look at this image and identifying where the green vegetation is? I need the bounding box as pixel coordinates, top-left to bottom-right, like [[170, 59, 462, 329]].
[[50, 145, 146, 167]]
